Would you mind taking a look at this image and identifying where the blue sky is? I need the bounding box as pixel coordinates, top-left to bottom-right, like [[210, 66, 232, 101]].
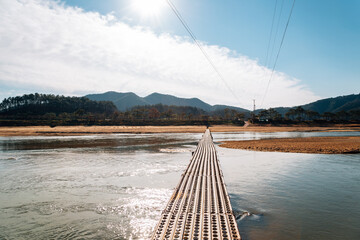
[[64, 0, 359, 97], [0, 0, 359, 109]]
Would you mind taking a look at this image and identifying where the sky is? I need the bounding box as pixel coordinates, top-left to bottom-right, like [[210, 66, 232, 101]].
[[0, 0, 359, 110]]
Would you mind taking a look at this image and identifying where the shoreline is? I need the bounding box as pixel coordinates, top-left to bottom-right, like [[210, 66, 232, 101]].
[[219, 136, 360, 154], [0, 124, 359, 136]]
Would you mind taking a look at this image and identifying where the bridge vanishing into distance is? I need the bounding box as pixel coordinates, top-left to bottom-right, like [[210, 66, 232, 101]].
[[151, 129, 241, 240]]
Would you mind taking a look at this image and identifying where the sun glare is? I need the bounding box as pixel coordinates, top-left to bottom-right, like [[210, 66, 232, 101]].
[[131, 0, 166, 17]]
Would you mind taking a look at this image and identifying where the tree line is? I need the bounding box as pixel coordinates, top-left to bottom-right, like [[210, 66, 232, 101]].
[[0, 93, 245, 126], [256, 106, 360, 122], [1, 93, 359, 126], [0, 93, 116, 115]]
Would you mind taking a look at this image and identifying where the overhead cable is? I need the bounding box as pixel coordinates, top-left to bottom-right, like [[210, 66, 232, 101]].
[[255, 0, 278, 102], [269, 0, 285, 67], [166, 0, 242, 105], [264, 0, 278, 67], [260, 0, 296, 108]]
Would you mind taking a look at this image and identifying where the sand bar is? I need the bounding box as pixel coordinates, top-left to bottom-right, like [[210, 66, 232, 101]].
[[0, 124, 360, 136], [220, 136, 360, 154]]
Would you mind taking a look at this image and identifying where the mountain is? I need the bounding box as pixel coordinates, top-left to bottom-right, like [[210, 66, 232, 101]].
[[85, 91, 250, 112], [254, 94, 360, 116], [86, 91, 360, 114], [86, 91, 148, 111], [300, 94, 360, 113], [144, 92, 213, 111]]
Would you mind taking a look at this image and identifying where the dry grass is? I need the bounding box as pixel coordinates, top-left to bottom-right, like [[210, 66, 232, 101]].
[[0, 124, 359, 136], [0, 126, 207, 136], [220, 136, 360, 154]]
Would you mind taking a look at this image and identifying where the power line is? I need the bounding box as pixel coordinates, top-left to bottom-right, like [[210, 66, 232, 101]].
[[166, 0, 242, 105], [264, 0, 278, 67], [268, 0, 284, 68], [260, 0, 296, 108], [255, 0, 278, 102]]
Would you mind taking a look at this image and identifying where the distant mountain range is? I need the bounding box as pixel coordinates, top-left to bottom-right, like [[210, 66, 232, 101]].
[[300, 94, 360, 113], [85, 92, 249, 112], [85, 91, 360, 114], [260, 93, 360, 115]]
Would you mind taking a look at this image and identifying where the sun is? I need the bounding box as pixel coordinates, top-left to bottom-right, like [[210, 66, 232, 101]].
[[131, 0, 167, 17]]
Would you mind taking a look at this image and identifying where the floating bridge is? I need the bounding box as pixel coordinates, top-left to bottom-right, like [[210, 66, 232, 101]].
[[152, 129, 241, 240]]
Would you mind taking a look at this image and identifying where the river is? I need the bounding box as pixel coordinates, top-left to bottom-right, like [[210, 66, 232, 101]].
[[0, 131, 359, 239]]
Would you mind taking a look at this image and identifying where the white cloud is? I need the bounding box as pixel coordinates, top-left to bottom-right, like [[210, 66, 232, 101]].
[[0, 0, 319, 109]]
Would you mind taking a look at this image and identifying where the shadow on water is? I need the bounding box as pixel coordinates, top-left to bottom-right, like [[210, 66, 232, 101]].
[[0, 135, 198, 151]]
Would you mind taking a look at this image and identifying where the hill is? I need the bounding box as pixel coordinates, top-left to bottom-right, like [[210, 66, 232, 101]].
[[86, 92, 360, 116], [85, 91, 148, 111], [1, 92, 359, 126], [85, 91, 249, 112], [144, 92, 212, 111], [0, 93, 116, 116], [300, 94, 360, 113], [255, 94, 360, 115], [0, 93, 243, 126]]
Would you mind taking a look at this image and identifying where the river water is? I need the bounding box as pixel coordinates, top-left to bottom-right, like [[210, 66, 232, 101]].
[[0, 131, 359, 240]]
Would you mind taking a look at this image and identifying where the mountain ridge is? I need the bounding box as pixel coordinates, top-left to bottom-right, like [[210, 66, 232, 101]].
[[85, 91, 249, 112], [262, 93, 360, 115], [85, 92, 360, 114]]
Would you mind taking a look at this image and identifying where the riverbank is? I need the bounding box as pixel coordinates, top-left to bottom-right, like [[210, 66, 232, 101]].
[[220, 136, 360, 154], [0, 124, 360, 136]]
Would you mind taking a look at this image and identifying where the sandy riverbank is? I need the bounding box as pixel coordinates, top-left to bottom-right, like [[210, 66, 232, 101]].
[[220, 136, 360, 154], [0, 124, 359, 136]]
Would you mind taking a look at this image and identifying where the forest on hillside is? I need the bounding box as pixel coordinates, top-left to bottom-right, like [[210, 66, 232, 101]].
[[0, 94, 244, 126], [0, 93, 359, 126], [256, 107, 360, 122]]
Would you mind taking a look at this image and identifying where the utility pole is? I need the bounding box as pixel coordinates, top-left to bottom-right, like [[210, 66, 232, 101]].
[[252, 99, 256, 122]]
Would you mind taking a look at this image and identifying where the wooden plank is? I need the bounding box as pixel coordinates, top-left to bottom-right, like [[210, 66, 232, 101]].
[[152, 129, 241, 240]]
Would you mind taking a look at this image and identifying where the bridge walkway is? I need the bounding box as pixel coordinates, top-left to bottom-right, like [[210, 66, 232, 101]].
[[151, 129, 241, 240]]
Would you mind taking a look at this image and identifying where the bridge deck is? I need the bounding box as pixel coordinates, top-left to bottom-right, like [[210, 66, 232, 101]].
[[151, 129, 241, 240]]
